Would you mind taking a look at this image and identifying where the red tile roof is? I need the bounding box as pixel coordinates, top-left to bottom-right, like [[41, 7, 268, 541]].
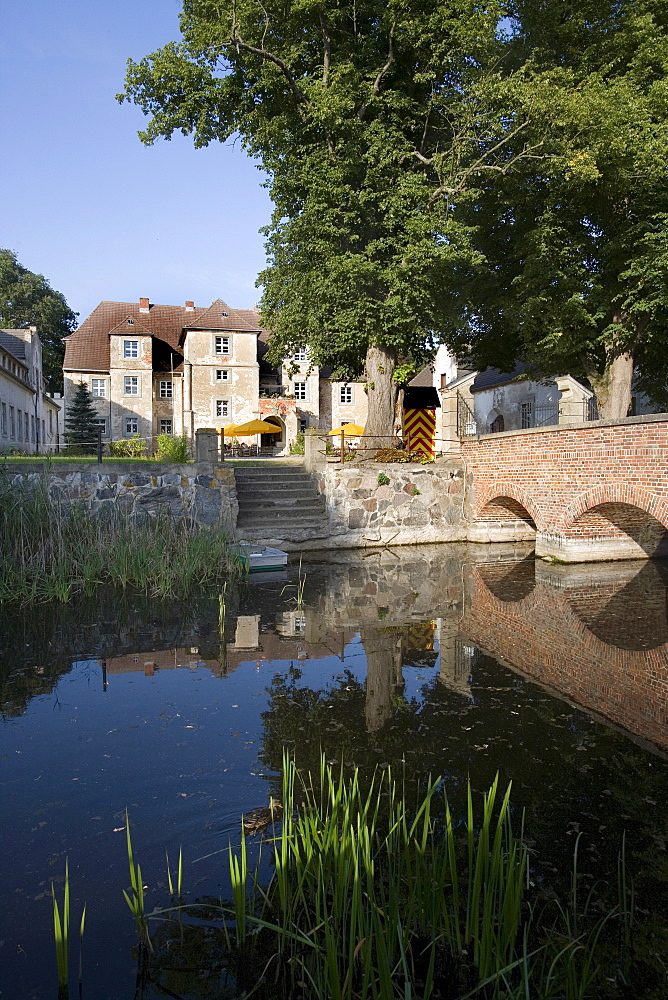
[[63, 299, 263, 373]]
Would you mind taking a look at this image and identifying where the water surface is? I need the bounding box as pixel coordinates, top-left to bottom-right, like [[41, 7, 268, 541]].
[[1, 543, 667, 998]]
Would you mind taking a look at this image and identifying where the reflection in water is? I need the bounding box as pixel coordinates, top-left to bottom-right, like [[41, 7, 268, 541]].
[[1, 544, 668, 998]]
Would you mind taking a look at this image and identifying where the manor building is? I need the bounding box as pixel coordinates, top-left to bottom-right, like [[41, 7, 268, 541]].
[[62, 297, 368, 453], [0, 326, 60, 454]]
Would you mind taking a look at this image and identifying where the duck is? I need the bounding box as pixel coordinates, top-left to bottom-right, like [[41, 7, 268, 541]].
[[242, 796, 283, 833]]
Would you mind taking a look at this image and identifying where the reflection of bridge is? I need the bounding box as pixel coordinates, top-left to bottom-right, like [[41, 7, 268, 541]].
[[463, 416, 668, 562], [460, 559, 668, 750]]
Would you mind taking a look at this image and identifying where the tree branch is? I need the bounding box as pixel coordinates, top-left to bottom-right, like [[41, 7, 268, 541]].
[[319, 13, 331, 87], [226, 34, 308, 110]]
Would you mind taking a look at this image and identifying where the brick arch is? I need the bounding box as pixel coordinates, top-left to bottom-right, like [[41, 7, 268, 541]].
[[471, 565, 541, 617], [473, 481, 543, 531], [563, 485, 668, 533]]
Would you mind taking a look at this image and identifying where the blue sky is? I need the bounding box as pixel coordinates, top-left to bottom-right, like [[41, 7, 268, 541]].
[[1, 1, 271, 323]]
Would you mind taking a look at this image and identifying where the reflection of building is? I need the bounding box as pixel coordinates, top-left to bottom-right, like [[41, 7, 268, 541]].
[[1, 327, 60, 453], [63, 298, 368, 453], [104, 648, 226, 678]]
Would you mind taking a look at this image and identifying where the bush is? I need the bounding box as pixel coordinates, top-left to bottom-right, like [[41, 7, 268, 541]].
[[109, 435, 147, 458], [373, 447, 426, 463], [289, 431, 305, 455], [155, 434, 189, 463]]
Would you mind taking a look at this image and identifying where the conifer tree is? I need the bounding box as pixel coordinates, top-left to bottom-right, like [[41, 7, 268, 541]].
[[65, 382, 101, 453]]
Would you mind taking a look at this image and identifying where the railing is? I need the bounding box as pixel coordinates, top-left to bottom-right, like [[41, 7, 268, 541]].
[[534, 404, 559, 427], [458, 393, 600, 436], [457, 393, 480, 438]]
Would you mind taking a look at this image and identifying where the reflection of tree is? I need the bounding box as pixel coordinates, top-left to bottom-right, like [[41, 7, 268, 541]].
[[259, 649, 668, 922], [361, 627, 404, 732]]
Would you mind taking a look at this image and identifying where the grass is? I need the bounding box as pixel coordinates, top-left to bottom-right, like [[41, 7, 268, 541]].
[[0, 470, 244, 603]]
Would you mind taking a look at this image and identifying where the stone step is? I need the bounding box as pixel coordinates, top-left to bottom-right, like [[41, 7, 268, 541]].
[[237, 509, 326, 526], [233, 465, 327, 545], [236, 485, 320, 500]]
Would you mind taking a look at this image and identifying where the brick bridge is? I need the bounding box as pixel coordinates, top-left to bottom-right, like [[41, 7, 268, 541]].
[[461, 414, 668, 562]]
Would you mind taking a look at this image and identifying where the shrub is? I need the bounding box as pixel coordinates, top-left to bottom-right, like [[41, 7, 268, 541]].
[[289, 431, 305, 455], [109, 435, 147, 458], [155, 434, 189, 463]]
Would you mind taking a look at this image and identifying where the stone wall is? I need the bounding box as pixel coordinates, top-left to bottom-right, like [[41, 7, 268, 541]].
[[313, 459, 471, 548], [2, 462, 238, 531]]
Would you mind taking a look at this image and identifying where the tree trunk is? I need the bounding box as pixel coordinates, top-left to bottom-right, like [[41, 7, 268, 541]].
[[588, 350, 634, 421], [358, 344, 399, 454]]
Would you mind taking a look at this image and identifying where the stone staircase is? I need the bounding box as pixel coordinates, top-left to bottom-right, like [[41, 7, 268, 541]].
[[234, 464, 329, 549]]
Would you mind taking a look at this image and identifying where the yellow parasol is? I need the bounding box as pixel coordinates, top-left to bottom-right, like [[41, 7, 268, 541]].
[[232, 419, 283, 435], [328, 423, 365, 436], [221, 423, 241, 436]]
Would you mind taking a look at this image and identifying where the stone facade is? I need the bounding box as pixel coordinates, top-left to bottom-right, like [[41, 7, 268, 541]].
[[0, 327, 60, 454]]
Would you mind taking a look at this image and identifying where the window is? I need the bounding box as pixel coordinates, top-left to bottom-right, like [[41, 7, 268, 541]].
[[340, 385, 353, 404], [91, 378, 106, 397], [158, 379, 173, 398], [125, 417, 139, 436], [160, 419, 173, 435], [95, 418, 107, 436], [124, 376, 139, 395], [9, 406, 15, 438], [48, 410, 53, 433], [294, 381, 307, 400], [123, 340, 138, 358], [214, 336, 230, 355], [293, 347, 307, 361], [520, 401, 533, 429], [215, 400, 229, 418], [31, 415, 35, 443], [299, 417, 308, 432], [215, 369, 229, 382], [1, 402, 6, 436], [17, 411, 22, 440]]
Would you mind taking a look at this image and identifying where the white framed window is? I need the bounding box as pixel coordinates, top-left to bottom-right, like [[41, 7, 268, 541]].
[[125, 417, 139, 436], [215, 399, 229, 418], [159, 419, 173, 434], [158, 379, 173, 398], [214, 336, 230, 356], [123, 340, 138, 358], [293, 381, 307, 400], [91, 378, 106, 397], [48, 410, 53, 433], [293, 347, 307, 361], [17, 411, 22, 440], [215, 369, 229, 382], [1, 402, 6, 437], [95, 418, 107, 436], [9, 406, 15, 438], [124, 376, 139, 395], [340, 385, 353, 404], [31, 415, 35, 442]]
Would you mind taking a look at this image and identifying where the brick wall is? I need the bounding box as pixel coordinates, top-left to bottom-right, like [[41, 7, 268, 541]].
[[462, 415, 668, 555]]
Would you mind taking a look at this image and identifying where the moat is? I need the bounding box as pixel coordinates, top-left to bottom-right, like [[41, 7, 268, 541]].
[[1, 543, 667, 998]]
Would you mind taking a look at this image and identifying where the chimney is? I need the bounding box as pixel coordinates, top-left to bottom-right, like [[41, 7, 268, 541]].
[[139, 297, 150, 313], [185, 300, 195, 311]]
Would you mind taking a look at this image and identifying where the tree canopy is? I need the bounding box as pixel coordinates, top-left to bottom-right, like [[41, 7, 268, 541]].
[[453, 0, 668, 418], [120, 0, 668, 424], [0, 249, 77, 393], [120, 0, 547, 437]]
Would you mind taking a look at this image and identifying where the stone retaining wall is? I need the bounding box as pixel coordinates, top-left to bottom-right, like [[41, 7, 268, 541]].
[[314, 458, 471, 548], [2, 462, 238, 532]]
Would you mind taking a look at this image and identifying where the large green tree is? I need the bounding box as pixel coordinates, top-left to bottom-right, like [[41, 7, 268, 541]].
[[0, 249, 77, 393], [120, 0, 545, 440], [453, 0, 668, 419]]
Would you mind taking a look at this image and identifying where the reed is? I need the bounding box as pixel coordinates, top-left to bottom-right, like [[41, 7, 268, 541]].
[[0, 472, 242, 603], [123, 812, 152, 951], [51, 859, 86, 999]]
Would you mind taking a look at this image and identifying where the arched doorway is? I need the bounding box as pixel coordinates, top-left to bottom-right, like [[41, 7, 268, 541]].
[[261, 416, 285, 451]]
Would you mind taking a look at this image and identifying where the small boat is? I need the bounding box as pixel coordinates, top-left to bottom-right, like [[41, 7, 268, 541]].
[[236, 544, 288, 573]]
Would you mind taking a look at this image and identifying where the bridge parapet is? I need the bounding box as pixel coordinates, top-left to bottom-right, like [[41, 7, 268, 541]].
[[462, 414, 668, 562]]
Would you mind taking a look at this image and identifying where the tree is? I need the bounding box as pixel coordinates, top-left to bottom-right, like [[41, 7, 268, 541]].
[[65, 382, 100, 453], [452, 0, 668, 419], [120, 1, 545, 441], [0, 250, 77, 393]]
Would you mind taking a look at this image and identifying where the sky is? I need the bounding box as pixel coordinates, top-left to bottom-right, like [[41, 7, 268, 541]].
[[1, 1, 272, 324]]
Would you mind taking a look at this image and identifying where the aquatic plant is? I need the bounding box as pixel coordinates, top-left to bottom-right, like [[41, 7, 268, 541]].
[[123, 812, 152, 951], [0, 471, 243, 603], [51, 859, 86, 999]]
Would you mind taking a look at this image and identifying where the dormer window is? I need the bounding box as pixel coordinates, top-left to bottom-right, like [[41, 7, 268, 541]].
[[124, 340, 138, 358], [127, 318, 134, 325], [214, 336, 230, 356], [293, 347, 307, 361]]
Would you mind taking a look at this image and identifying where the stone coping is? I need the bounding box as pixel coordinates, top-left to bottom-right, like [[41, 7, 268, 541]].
[[0, 461, 221, 476]]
